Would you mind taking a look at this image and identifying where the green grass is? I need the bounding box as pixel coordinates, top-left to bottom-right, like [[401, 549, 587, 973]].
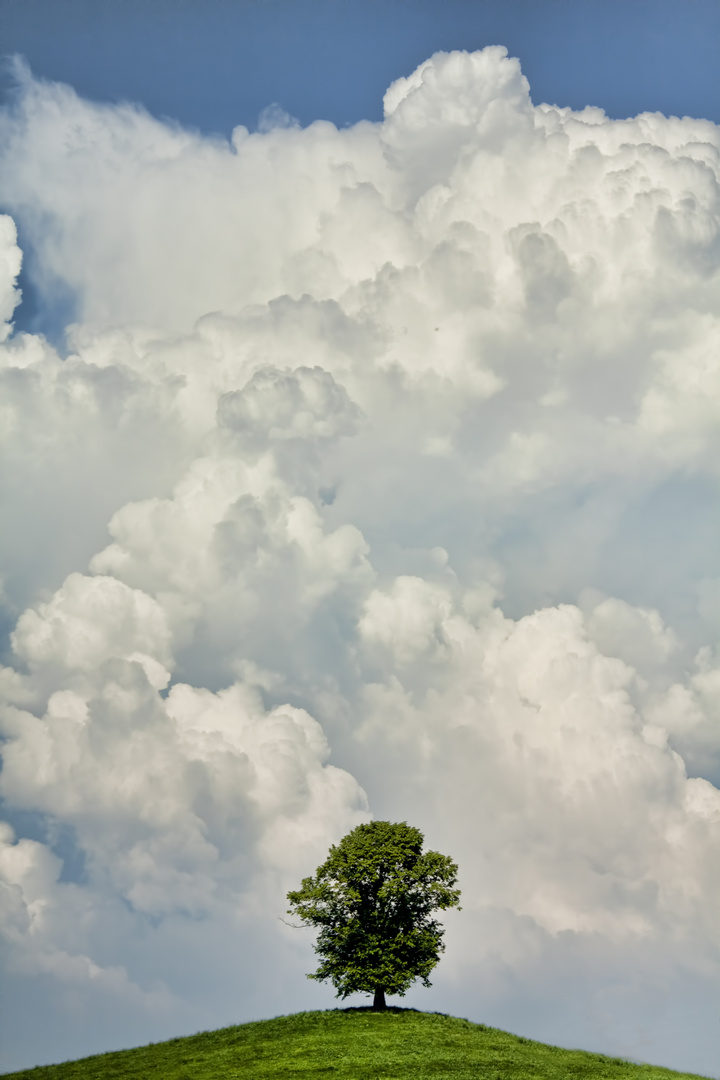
[[2, 1008, 711, 1080]]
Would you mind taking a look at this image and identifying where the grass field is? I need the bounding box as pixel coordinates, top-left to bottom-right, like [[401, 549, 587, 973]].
[[2, 1008, 711, 1080]]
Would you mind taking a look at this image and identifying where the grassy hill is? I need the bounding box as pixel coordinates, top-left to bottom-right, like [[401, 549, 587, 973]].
[[2, 1008, 711, 1080]]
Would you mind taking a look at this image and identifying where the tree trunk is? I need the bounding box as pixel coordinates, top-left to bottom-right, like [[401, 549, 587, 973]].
[[373, 987, 386, 1011]]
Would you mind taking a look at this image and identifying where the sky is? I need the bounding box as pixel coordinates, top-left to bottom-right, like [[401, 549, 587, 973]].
[[0, 0, 719, 1075]]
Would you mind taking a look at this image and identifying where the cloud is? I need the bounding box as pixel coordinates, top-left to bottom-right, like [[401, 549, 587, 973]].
[[0, 47, 719, 1075], [0, 215, 22, 338]]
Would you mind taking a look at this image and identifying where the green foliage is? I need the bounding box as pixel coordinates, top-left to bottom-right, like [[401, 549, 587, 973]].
[[286, 821, 461, 1003], [1, 1009, 709, 1080]]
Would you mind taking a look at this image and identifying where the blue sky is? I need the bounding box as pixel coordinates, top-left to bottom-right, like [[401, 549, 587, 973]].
[[1, 3, 720, 1076], [3, 0, 720, 134]]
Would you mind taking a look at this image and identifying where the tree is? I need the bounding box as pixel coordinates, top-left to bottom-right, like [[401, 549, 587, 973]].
[[286, 820, 461, 1010]]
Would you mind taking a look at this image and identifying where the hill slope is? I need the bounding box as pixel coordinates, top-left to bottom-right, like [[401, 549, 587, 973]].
[[2, 1008, 711, 1080]]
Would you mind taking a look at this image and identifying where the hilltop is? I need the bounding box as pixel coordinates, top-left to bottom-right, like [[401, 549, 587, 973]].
[[2, 1008, 711, 1079]]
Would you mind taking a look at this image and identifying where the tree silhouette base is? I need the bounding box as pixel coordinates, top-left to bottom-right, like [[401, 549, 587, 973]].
[[373, 988, 387, 1011]]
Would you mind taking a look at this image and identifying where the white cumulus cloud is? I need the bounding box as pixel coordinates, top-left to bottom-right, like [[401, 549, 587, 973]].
[[0, 46, 719, 1076]]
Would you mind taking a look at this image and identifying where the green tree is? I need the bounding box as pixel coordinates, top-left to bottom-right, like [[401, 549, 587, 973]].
[[286, 820, 461, 1010]]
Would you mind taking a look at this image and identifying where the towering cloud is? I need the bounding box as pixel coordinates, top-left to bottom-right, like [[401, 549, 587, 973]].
[[1, 48, 719, 1075]]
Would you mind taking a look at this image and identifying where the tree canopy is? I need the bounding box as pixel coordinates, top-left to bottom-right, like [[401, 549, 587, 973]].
[[286, 820, 461, 1009]]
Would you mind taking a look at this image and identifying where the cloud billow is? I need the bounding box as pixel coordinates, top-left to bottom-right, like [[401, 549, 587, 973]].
[[0, 47, 719, 1075]]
